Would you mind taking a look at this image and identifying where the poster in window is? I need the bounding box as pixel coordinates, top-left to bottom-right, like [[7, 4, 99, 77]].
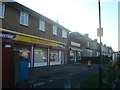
[[14, 47, 29, 58], [50, 51, 59, 62]]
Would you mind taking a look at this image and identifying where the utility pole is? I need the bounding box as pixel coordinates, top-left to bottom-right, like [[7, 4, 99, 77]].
[[98, 0, 103, 88]]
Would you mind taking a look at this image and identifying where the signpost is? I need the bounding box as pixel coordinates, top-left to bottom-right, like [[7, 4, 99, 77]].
[[98, 0, 103, 88]]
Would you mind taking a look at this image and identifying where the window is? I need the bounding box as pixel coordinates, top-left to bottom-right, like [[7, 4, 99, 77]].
[[0, 3, 5, 18], [62, 30, 67, 38], [34, 49, 47, 63], [70, 51, 75, 60], [20, 11, 29, 26], [87, 42, 90, 46], [97, 52, 100, 57], [39, 19, 45, 31], [53, 25, 57, 35], [76, 52, 81, 60], [89, 50, 92, 57], [86, 49, 92, 57]]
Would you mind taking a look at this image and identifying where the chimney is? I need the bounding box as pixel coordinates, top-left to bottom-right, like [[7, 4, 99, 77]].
[[56, 19, 58, 24], [94, 39, 97, 42], [84, 34, 89, 38], [104, 44, 106, 47]]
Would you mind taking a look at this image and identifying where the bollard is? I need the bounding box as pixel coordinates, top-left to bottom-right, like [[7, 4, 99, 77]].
[[64, 74, 71, 89], [87, 61, 92, 67]]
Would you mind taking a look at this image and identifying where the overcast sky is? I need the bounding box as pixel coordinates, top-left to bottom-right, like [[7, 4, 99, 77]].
[[14, 0, 118, 51]]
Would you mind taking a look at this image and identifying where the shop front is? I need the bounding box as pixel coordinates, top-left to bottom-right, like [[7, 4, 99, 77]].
[[69, 42, 82, 63], [70, 48, 82, 63], [1, 29, 65, 67]]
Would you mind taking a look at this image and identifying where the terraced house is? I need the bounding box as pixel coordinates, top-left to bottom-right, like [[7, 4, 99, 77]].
[[68, 32, 114, 64], [0, 2, 70, 67]]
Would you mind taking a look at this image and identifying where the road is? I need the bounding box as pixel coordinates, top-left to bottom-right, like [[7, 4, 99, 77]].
[[23, 63, 103, 88]]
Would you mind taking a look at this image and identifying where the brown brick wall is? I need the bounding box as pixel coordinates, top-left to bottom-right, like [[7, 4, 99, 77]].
[[2, 3, 68, 44], [0, 19, 2, 28]]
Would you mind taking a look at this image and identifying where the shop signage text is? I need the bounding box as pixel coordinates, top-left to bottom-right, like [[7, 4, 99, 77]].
[[71, 42, 81, 47], [57, 44, 64, 48], [0, 32, 17, 39], [1, 31, 63, 47]]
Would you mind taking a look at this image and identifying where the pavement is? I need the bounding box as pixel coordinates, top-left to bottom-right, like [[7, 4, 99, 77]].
[[16, 63, 109, 88], [21, 63, 100, 88]]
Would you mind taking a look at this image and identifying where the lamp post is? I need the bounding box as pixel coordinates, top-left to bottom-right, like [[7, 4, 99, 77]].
[[97, 0, 103, 88]]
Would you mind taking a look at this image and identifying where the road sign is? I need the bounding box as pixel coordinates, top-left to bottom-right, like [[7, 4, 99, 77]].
[[97, 28, 103, 37]]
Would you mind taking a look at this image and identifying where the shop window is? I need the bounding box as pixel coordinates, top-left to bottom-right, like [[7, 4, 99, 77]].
[[34, 49, 47, 63], [76, 52, 81, 60], [14, 47, 30, 59], [53, 25, 57, 35], [20, 11, 29, 26], [0, 3, 5, 18], [70, 51, 74, 60], [39, 19, 45, 31]]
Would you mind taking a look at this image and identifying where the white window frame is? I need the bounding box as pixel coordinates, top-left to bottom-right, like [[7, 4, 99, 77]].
[[20, 11, 29, 26], [89, 50, 92, 57], [53, 25, 57, 35], [39, 19, 45, 31], [0, 3, 5, 18], [87, 42, 90, 47], [62, 30, 67, 38]]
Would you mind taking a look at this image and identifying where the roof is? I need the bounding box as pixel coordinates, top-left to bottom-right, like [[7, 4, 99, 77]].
[[71, 32, 93, 41], [5, 2, 71, 32]]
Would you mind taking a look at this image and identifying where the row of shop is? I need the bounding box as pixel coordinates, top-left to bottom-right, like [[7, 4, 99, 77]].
[[1, 28, 113, 67], [1, 29, 65, 67], [69, 42, 82, 63]]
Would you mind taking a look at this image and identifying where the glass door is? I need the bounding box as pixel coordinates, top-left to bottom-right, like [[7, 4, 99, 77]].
[[70, 50, 75, 63], [76, 51, 81, 62]]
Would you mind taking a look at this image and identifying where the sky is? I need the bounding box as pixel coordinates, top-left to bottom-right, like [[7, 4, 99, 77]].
[[14, 0, 118, 51]]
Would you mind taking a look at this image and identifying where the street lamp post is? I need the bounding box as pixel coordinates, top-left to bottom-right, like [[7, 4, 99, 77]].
[[98, 0, 103, 88]]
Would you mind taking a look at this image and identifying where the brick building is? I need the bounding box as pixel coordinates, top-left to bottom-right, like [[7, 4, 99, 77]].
[[0, 2, 70, 67]]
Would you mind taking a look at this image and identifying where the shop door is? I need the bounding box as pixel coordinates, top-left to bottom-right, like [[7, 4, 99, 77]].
[[2, 47, 15, 88], [50, 50, 61, 65], [70, 50, 76, 63], [76, 51, 81, 63]]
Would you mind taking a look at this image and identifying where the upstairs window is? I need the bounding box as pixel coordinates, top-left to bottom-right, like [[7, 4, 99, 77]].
[[20, 11, 29, 26], [39, 19, 45, 31], [53, 25, 57, 35], [0, 3, 5, 18], [87, 42, 90, 47], [62, 30, 67, 38]]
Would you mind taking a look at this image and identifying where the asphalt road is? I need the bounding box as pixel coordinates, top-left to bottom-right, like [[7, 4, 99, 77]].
[[26, 63, 102, 88]]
